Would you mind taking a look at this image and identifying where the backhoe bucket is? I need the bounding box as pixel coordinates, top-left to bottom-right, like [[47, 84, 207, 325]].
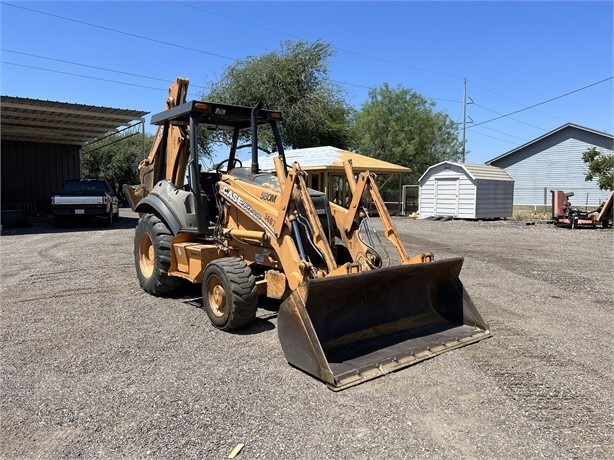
[[277, 257, 490, 390]]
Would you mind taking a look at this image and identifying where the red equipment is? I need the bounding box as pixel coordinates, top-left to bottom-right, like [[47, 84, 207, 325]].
[[551, 190, 613, 229]]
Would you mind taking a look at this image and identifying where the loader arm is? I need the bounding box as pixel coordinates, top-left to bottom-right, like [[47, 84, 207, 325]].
[[280, 161, 338, 273], [339, 160, 433, 265], [217, 159, 342, 290]]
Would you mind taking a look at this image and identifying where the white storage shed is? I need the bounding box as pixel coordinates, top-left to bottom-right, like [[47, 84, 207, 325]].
[[419, 161, 514, 219]]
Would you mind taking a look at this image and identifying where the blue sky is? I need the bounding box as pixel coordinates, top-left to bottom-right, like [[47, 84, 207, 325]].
[[1, 1, 612, 166]]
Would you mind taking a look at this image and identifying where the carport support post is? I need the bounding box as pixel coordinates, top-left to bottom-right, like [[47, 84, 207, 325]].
[[79, 147, 83, 179], [399, 175, 402, 215], [141, 117, 145, 158]]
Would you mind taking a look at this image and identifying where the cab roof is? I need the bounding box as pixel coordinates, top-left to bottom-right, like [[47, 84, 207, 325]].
[[150, 100, 282, 131]]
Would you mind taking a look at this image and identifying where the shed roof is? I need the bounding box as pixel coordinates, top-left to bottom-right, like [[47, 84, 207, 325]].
[[485, 123, 614, 165], [419, 161, 514, 182], [0, 95, 148, 146], [258, 146, 411, 174]]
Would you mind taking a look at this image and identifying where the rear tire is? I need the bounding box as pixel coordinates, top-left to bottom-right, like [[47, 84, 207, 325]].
[[105, 209, 114, 227], [134, 213, 183, 295], [202, 258, 257, 331]]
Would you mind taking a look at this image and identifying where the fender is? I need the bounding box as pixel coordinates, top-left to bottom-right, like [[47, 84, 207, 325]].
[[135, 193, 182, 236]]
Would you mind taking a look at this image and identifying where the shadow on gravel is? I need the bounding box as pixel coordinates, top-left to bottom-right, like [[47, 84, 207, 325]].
[[1, 211, 139, 236], [183, 295, 278, 335]]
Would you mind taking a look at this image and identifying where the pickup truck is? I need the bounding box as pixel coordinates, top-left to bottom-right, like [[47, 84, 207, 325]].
[[51, 179, 119, 226]]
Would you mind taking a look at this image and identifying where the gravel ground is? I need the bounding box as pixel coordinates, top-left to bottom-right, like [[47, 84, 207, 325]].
[[1, 210, 612, 459]]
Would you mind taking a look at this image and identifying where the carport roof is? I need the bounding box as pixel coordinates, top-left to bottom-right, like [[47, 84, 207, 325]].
[[0, 95, 148, 146]]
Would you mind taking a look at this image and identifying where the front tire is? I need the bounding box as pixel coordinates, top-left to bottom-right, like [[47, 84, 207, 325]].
[[134, 213, 183, 295], [202, 258, 257, 331]]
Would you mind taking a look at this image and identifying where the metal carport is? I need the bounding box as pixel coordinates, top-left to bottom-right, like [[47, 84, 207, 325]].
[[1, 95, 147, 218]]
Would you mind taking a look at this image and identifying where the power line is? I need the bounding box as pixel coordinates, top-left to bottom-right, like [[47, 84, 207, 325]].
[[476, 125, 528, 142], [468, 76, 613, 128], [3, 3, 238, 62], [4, 2, 460, 104], [5, 0, 610, 134], [469, 129, 522, 145], [170, 2, 611, 125], [472, 102, 548, 131], [173, 1, 305, 41], [1, 49, 209, 90], [1, 61, 199, 99], [468, 79, 568, 123], [329, 77, 461, 103], [2, 46, 459, 105], [173, 0, 462, 81]]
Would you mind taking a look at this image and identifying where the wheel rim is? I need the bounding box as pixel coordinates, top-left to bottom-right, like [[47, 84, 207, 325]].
[[138, 232, 155, 278], [207, 274, 226, 318]]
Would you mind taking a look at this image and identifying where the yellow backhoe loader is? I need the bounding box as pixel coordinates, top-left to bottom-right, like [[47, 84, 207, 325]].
[[124, 78, 491, 390]]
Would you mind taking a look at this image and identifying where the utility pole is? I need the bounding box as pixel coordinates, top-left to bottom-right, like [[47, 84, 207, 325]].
[[462, 78, 467, 163], [461, 78, 473, 163]]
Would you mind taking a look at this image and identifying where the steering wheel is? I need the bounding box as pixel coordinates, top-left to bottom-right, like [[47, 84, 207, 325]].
[[216, 158, 243, 174]]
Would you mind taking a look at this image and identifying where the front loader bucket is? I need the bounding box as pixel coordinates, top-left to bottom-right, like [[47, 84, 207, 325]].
[[277, 257, 491, 390]]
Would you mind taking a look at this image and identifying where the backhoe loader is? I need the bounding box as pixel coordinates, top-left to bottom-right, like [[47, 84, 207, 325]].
[[124, 78, 491, 390]]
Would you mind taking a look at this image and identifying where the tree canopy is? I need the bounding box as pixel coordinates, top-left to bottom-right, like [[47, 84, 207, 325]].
[[350, 83, 463, 184], [202, 40, 352, 151], [582, 146, 613, 190]]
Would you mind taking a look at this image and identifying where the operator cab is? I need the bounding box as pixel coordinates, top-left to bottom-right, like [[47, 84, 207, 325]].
[[148, 100, 286, 236]]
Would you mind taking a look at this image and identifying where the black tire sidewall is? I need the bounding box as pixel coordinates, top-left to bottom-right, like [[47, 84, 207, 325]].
[[134, 213, 182, 296], [202, 258, 257, 331], [202, 263, 233, 328]]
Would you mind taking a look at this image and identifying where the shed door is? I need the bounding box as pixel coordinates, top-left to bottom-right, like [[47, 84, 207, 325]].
[[434, 178, 459, 217]]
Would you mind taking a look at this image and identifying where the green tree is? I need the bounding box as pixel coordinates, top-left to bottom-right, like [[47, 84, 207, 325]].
[[582, 146, 613, 190], [350, 83, 463, 184], [82, 132, 153, 205], [202, 39, 352, 152]]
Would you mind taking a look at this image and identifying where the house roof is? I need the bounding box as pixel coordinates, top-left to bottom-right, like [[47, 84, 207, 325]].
[[258, 146, 411, 174], [0, 95, 148, 146], [419, 161, 514, 182], [485, 123, 614, 165]]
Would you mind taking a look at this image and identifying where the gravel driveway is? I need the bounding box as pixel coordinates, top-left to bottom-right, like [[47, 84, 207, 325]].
[[1, 210, 612, 459]]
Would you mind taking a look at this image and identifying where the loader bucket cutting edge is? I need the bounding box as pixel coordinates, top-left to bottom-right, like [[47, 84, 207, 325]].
[[277, 256, 491, 390]]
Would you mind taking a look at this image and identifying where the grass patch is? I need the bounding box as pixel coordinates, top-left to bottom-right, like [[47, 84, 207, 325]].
[[512, 205, 551, 221]]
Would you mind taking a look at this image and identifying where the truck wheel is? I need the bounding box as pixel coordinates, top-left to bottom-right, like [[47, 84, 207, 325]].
[[106, 210, 114, 227], [134, 213, 183, 295], [202, 258, 257, 331]]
